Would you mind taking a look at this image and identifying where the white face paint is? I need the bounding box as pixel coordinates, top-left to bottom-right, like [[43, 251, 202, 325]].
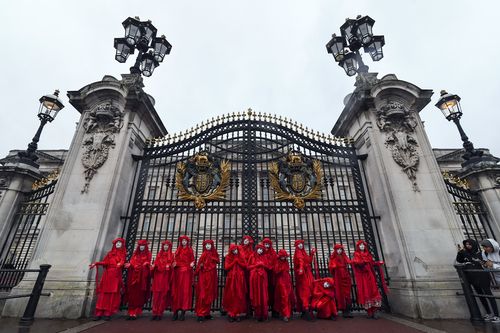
[[181, 239, 187, 246], [232, 248, 238, 255], [243, 239, 249, 245], [359, 244, 366, 251], [115, 241, 122, 249], [323, 282, 330, 288], [163, 244, 169, 251], [205, 243, 212, 250], [139, 245, 146, 251], [298, 243, 304, 249], [264, 243, 270, 249], [257, 248, 263, 255], [336, 248, 343, 255]]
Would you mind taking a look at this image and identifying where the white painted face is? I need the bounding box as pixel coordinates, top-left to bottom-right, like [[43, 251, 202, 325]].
[[264, 243, 270, 249], [232, 248, 238, 255], [139, 245, 146, 251], [336, 248, 343, 255], [205, 243, 212, 250], [243, 239, 249, 245], [163, 244, 169, 251], [257, 248, 263, 255], [181, 239, 187, 246], [298, 243, 304, 250], [115, 241, 122, 249], [359, 244, 366, 251], [323, 282, 330, 288]]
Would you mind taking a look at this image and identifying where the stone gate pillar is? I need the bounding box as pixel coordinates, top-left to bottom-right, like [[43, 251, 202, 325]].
[[332, 73, 467, 318], [3, 74, 167, 318]]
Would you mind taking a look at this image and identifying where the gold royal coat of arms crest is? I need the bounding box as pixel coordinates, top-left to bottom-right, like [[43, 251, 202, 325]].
[[176, 151, 230, 209], [269, 150, 323, 209]]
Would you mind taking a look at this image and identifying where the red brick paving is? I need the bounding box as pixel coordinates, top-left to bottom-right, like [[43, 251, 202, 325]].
[[82, 314, 426, 333]]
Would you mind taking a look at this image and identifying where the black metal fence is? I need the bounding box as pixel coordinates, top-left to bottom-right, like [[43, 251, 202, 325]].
[[0, 181, 56, 291], [0, 265, 51, 326], [445, 179, 494, 243], [455, 264, 500, 323], [121, 112, 388, 311]]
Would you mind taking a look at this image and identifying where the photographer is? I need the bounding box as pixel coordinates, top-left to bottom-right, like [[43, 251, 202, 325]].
[[457, 239, 499, 322]]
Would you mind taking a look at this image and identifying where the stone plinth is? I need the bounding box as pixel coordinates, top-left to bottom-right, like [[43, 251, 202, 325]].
[[2, 74, 167, 319], [332, 73, 467, 319]]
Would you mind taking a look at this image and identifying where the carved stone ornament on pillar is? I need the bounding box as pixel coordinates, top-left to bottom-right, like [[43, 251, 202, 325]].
[[376, 101, 420, 191], [81, 103, 124, 193]]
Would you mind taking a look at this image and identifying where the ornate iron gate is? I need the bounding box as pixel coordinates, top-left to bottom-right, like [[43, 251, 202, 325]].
[[0, 179, 57, 291], [443, 172, 495, 243], [123, 111, 386, 310]]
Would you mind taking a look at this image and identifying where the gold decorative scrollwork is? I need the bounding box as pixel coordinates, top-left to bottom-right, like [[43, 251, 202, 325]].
[[443, 170, 469, 189], [269, 151, 323, 209], [32, 169, 60, 191], [175, 151, 230, 209]]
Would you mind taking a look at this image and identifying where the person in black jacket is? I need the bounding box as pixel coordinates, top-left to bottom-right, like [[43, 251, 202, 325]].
[[456, 239, 500, 322]]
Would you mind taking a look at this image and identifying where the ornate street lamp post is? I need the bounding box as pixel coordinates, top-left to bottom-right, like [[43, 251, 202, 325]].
[[114, 16, 172, 77], [18, 90, 65, 166], [435, 90, 484, 164], [326, 15, 385, 77]]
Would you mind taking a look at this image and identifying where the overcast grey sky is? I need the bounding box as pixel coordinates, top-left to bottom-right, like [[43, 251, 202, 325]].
[[1, 1, 499, 160]]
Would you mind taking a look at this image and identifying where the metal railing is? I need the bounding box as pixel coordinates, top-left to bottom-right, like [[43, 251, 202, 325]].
[[0, 264, 51, 326], [455, 263, 500, 323]]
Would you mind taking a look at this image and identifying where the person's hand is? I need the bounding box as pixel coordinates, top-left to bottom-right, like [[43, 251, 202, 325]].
[[298, 269, 303, 275], [124, 263, 131, 269], [166, 264, 170, 269], [311, 248, 317, 255], [116, 262, 122, 267], [172, 262, 176, 268], [486, 260, 494, 268], [190, 262, 195, 268], [143, 262, 150, 266], [89, 263, 96, 269]]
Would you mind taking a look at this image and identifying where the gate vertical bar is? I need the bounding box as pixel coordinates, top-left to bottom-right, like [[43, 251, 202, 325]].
[[241, 122, 258, 241]]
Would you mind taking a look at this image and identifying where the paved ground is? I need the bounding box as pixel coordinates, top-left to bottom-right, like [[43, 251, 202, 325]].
[[2, 312, 500, 333]]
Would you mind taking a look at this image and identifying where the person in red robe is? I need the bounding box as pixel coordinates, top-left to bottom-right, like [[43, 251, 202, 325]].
[[262, 237, 278, 317], [329, 244, 353, 318], [222, 244, 247, 322], [151, 240, 174, 320], [240, 235, 254, 317], [273, 249, 294, 322], [172, 235, 195, 321], [195, 239, 220, 322], [293, 239, 316, 321], [248, 243, 270, 321], [312, 277, 337, 320], [351, 240, 386, 319], [89, 237, 126, 321], [125, 239, 151, 320]]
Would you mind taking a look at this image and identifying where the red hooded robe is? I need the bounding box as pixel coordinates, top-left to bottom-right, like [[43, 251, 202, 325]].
[[92, 237, 126, 316], [328, 244, 352, 310], [312, 277, 337, 319], [222, 244, 248, 317], [262, 238, 278, 310], [195, 239, 220, 317], [351, 240, 382, 310], [126, 239, 152, 316], [172, 235, 195, 312], [273, 249, 294, 319], [240, 235, 254, 313], [293, 239, 315, 312], [248, 244, 270, 320], [151, 240, 174, 316]]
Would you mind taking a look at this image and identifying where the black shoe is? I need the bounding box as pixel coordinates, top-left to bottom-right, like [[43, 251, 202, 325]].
[[92, 316, 101, 321], [130, 316, 137, 320], [304, 311, 314, 321], [257, 318, 264, 322], [172, 311, 178, 321], [151, 316, 156, 321], [343, 311, 353, 318], [272, 311, 279, 318], [126, 316, 132, 321], [157, 315, 162, 321], [197, 316, 204, 322], [205, 315, 214, 320], [228, 316, 235, 323], [103, 316, 111, 321], [330, 315, 337, 321], [236, 316, 241, 322], [179, 311, 185, 321]]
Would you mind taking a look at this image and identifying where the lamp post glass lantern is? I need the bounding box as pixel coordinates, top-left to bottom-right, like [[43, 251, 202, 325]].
[[435, 90, 483, 162], [326, 15, 384, 77], [114, 16, 171, 77], [18, 90, 65, 164]]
